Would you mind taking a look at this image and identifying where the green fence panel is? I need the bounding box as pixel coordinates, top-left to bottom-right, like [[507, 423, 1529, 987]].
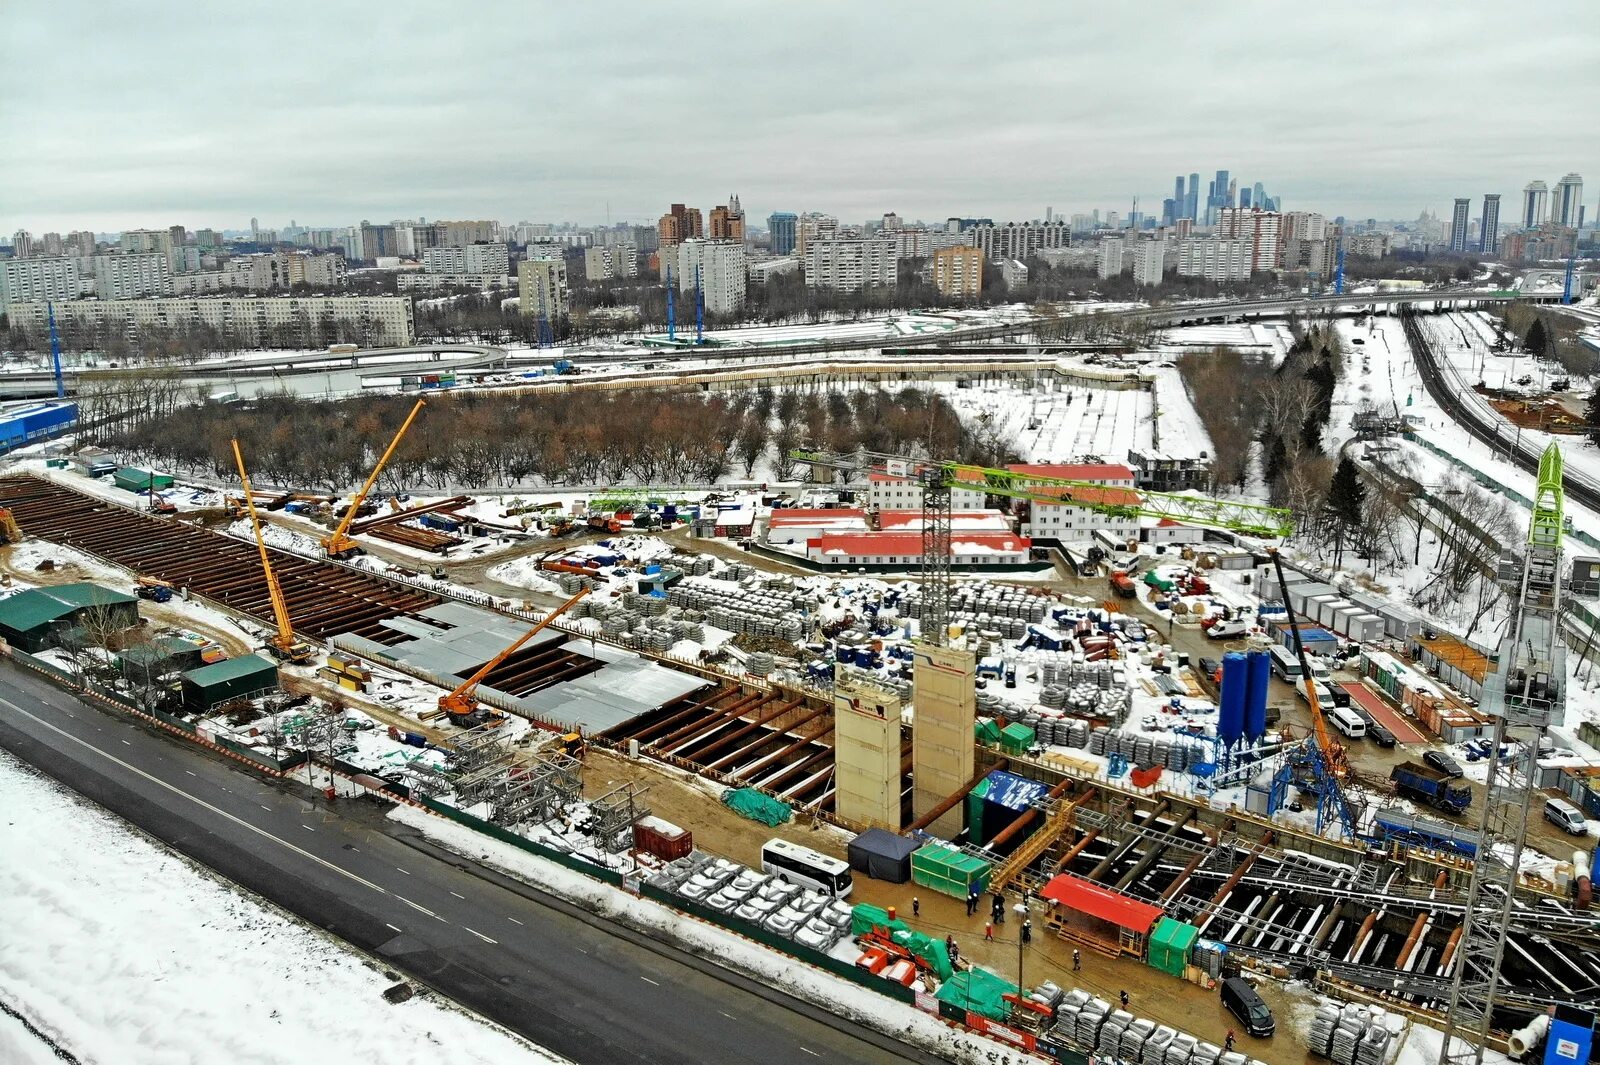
[[420, 797, 624, 886]]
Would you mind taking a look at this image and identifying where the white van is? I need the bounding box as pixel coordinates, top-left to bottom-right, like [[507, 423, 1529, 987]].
[[1545, 798, 1588, 835], [1328, 705, 1366, 739], [1268, 645, 1302, 682]]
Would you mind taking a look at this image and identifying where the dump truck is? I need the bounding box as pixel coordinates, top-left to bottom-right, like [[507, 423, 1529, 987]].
[[1390, 760, 1472, 815], [1109, 572, 1137, 599]]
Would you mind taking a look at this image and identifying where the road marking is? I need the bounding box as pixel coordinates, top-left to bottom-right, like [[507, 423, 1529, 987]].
[[0, 697, 393, 901], [394, 894, 437, 918], [301, 824, 314, 832], [464, 926, 497, 944], [800, 1048, 819, 1057], [349, 846, 359, 852], [396, 866, 412, 875], [386, 923, 403, 933], [120, 739, 132, 746], [260, 804, 272, 811], [720, 1011, 735, 1020], [507, 917, 523, 925], [184, 770, 196, 777], [640, 976, 660, 986], [449, 890, 465, 899]]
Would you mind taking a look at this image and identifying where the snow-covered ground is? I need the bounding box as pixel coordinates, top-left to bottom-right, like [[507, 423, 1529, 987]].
[[0, 751, 571, 1065]]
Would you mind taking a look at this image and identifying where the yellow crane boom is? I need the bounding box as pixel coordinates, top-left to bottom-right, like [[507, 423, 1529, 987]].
[[439, 587, 591, 722], [323, 398, 427, 559], [231, 439, 313, 663]]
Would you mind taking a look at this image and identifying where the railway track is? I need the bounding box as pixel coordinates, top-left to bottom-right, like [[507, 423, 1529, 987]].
[[0, 476, 440, 644]]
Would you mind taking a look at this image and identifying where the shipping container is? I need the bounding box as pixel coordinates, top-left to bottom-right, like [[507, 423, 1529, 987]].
[[633, 815, 693, 861]]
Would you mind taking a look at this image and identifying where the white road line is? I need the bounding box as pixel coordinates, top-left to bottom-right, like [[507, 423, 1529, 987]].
[[393, 894, 438, 918], [348, 846, 359, 852], [301, 824, 314, 832], [800, 1049, 819, 1057], [449, 890, 465, 899], [719, 1011, 735, 1020], [0, 697, 393, 900], [386, 923, 402, 933], [260, 804, 272, 811], [120, 739, 132, 746], [507, 917, 523, 925], [640, 976, 660, 986], [464, 926, 497, 944], [184, 770, 196, 777], [396, 866, 412, 875]]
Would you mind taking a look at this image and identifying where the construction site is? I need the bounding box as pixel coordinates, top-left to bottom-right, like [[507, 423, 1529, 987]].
[[2, 344, 1599, 1065]]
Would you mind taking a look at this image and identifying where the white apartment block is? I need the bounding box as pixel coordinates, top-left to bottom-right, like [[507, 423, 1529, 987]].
[[118, 229, 173, 256], [795, 214, 839, 255], [6, 296, 415, 346], [397, 273, 514, 292], [0, 257, 82, 307], [168, 245, 203, 274], [1132, 240, 1167, 287], [1000, 258, 1029, 288], [92, 253, 172, 299], [747, 257, 799, 285], [965, 220, 1072, 262], [518, 257, 569, 316], [222, 253, 290, 292], [1004, 463, 1140, 540], [804, 237, 896, 291], [440, 220, 498, 246], [1214, 207, 1281, 273], [169, 272, 229, 295], [669, 239, 747, 316], [583, 244, 639, 281], [1097, 238, 1125, 279], [1176, 237, 1251, 281], [890, 227, 967, 260], [288, 252, 347, 289], [423, 243, 510, 275], [866, 472, 985, 511]]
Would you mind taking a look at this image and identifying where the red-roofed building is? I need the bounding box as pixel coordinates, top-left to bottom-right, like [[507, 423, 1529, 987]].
[[805, 531, 1032, 568], [876, 509, 1013, 532], [866, 470, 985, 512], [1004, 462, 1141, 541], [765, 508, 869, 546]]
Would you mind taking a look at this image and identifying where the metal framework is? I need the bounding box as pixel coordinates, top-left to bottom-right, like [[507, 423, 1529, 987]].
[[919, 467, 953, 646], [1439, 443, 1568, 1065]]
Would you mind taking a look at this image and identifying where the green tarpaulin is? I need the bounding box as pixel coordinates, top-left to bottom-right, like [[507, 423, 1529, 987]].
[[934, 967, 1018, 1022], [1000, 722, 1036, 753], [849, 905, 954, 980], [975, 719, 1004, 745], [1147, 917, 1199, 977], [721, 787, 792, 826], [910, 842, 993, 899]]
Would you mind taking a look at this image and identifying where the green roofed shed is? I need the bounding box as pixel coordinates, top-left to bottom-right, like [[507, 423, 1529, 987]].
[[0, 582, 139, 652], [113, 466, 174, 492], [181, 654, 279, 711]]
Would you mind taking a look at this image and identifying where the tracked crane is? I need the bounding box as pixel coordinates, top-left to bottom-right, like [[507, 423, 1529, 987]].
[[438, 587, 591, 727], [231, 439, 314, 664], [323, 398, 426, 560]]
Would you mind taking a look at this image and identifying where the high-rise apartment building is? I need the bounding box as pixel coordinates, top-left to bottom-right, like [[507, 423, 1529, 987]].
[[667, 239, 747, 316], [1097, 238, 1125, 279], [708, 196, 745, 241], [931, 245, 983, 298], [518, 256, 569, 316], [795, 214, 838, 256], [1522, 182, 1549, 229], [964, 220, 1071, 262], [1214, 208, 1281, 272], [440, 220, 498, 246], [657, 204, 703, 247], [583, 244, 638, 281], [93, 253, 172, 299], [1554, 174, 1584, 229], [1479, 195, 1501, 253], [67, 231, 97, 257], [358, 223, 399, 260], [422, 243, 510, 275], [803, 237, 896, 291], [11, 230, 36, 258], [0, 257, 82, 307], [1448, 198, 1471, 252], [1132, 240, 1166, 287], [767, 212, 797, 255], [1176, 237, 1250, 282], [119, 229, 173, 256]]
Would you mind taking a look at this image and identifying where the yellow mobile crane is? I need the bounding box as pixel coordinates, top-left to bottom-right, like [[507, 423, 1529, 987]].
[[231, 439, 314, 664], [323, 398, 427, 560]]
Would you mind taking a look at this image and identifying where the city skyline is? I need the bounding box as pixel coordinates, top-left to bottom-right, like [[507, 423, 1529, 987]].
[[3, 1, 1597, 233]]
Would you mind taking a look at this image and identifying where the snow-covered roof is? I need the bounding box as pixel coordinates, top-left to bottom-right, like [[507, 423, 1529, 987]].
[[1006, 462, 1135, 481], [877, 509, 1011, 531], [813, 531, 1030, 556]]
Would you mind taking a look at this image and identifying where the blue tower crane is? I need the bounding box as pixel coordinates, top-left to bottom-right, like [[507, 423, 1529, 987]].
[[47, 302, 66, 399], [1333, 238, 1346, 297], [695, 263, 704, 345], [1563, 248, 1578, 305]]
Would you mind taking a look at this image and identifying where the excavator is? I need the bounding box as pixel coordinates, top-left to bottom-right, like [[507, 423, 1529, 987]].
[[231, 439, 315, 664], [438, 587, 590, 728], [323, 398, 426, 560]]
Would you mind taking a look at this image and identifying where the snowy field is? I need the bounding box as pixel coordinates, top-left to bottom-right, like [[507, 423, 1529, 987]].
[[0, 752, 570, 1065], [1157, 322, 1295, 359]]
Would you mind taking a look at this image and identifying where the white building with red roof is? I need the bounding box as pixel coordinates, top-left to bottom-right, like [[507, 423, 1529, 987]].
[[804, 531, 1032, 568], [876, 509, 1013, 532], [865, 470, 985, 512], [1004, 462, 1142, 541], [765, 508, 870, 546]]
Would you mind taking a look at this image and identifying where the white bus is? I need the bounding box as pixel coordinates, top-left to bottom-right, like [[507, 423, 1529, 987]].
[[1268, 644, 1303, 682], [761, 838, 854, 898]]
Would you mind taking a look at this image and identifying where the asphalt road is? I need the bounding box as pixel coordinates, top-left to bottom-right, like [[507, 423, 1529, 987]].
[[0, 665, 936, 1065]]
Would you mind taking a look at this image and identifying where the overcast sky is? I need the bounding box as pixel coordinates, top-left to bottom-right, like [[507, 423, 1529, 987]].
[[2, 1, 1595, 235]]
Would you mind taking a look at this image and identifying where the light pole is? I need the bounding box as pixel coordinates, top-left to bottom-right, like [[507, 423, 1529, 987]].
[[1014, 900, 1029, 993]]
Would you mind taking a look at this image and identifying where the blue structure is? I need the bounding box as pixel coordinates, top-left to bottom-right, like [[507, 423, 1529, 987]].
[[1334, 240, 1346, 296], [665, 264, 676, 342], [767, 212, 797, 256], [47, 302, 65, 399], [694, 263, 704, 345], [1564, 249, 1578, 305], [1244, 649, 1270, 742], [0, 401, 78, 453], [1218, 652, 1246, 750]]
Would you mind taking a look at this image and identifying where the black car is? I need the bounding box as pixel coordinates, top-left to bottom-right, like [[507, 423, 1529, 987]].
[[1221, 976, 1275, 1037], [1424, 750, 1464, 778], [1368, 722, 1397, 748]]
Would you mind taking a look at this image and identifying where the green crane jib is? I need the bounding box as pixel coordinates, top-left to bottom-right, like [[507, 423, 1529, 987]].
[[792, 449, 1294, 540]]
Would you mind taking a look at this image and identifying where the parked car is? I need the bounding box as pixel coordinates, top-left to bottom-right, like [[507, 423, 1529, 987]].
[[1221, 976, 1275, 1037], [1423, 750, 1464, 779], [1368, 722, 1397, 748]]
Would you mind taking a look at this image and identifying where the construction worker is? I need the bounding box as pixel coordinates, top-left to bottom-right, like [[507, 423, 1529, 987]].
[[1225, 1030, 1236, 1052], [912, 895, 920, 918], [946, 935, 959, 964], [985, 922, 994, 942], [992, 893, 1005, 924], [1022, 919, 1032, 944], [967, 889, 979, 916], [1072, 948, 1081, 971], [1119, 990, 1130, 1009]]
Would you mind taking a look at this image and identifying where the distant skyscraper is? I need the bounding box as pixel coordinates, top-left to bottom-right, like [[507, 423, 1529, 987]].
[[1186, 173, 1200, 221], [1554, 173, 1584, 228], [1479, 194, 1501, 254], [1173, 175, 1185, 214], [767, 212, 797, 255], [1252, 182, 1265, 210], [1161, 198, 1178, 226], [1239, 188, 1253, 209], [250, 217, 259, 240], [1522, 181, 1548, 228], [1449, 198, 1471, 252]]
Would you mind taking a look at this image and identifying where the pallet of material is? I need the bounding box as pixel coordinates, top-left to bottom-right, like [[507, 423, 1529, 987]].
[[369, 524, 462, 552]]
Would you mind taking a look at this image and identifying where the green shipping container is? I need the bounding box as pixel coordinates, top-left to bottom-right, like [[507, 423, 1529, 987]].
[[909, 842, 993, 899], [1147, 917, 1199, 977], [1000, 722, 1036, 753], [966, 777, 990, 842], [975, 719, 1004, 746]]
